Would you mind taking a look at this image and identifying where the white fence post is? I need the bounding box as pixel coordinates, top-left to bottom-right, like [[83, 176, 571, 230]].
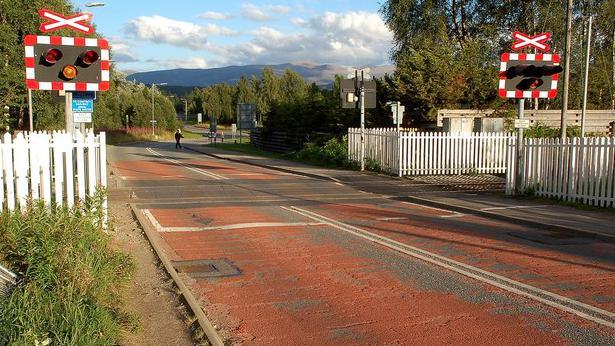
[[507, 135, 615, 207], [1, 131, 108, 211], [2, 133, 15, 211]]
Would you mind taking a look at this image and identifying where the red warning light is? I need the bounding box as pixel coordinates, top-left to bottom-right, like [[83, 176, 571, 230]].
[[44, 48, 63, 64], [80, 50, 99, 66]]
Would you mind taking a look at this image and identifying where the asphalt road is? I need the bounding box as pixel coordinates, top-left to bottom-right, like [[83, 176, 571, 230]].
[[108, 141, 615, 345]]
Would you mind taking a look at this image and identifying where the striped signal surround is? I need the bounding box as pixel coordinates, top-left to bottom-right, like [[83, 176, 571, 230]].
[[498, 53, 560, 99], [24, 35, 110, 91]]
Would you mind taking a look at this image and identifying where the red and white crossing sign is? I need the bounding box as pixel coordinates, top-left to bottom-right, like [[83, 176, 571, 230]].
[[512, 32, 551, 52], [38, 9, 94, 34], [24, 35, 110, 91], [499, 53, 560, 99]]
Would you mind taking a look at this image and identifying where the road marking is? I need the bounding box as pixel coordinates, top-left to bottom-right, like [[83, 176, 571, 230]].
[[142, 209, 323, 232], [146, 147, 228, 180], [481, 205, 551, 211], [377, 217, 408, 221], [282, 206, 615, 329], [439, 212, 466, 218], [401, 201, 459, 215]]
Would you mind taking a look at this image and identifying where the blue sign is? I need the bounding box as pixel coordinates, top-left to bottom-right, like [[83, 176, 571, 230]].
[[72, 99, 94, 113], [73, 91, 96, 100]]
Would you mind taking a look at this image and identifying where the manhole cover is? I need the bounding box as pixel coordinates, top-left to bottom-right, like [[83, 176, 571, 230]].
[[171, 259, 241, 278]]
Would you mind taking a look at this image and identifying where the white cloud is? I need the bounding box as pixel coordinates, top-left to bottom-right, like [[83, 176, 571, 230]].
[[270, 5, 291, 14], [209, 11, 393, 67], [291, 17, 307, 26], [109, 36, 138, 62], [124, 15, 236, 50], [241, 4, 271, 21], [241, 3, 291, 21], [198, 11, 231, 20], [162, 57, 209, 69]]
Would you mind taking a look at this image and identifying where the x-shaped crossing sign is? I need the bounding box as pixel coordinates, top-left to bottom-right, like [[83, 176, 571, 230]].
[[38, 9, 95, 34], [512, 31, 551, 52]]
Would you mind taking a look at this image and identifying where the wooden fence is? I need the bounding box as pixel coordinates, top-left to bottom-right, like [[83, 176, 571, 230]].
[[348, 128, 514, 176], [506, 137, 615, 208], [0, 131, 107, 212]]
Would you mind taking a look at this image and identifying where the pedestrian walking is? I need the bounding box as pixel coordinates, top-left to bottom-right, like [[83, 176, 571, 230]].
[[175, 129, 184, 149]]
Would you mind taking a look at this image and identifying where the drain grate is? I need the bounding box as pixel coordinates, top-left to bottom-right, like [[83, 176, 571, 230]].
[[171, 259, 241, 278]]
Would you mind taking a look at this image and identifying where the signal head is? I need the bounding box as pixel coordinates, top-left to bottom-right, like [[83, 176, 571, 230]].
[[44, 48, 63, 64], [61, 65, 78, 80], [79, 50, 99, 66]]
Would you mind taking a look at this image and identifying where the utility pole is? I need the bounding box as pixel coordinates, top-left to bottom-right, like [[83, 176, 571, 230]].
[[581, 15, 593, 137], [184, 98, 188, 122], [560, 0, 573, 138]]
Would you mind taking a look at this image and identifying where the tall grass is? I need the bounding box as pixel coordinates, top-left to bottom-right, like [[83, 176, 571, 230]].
[[0, 196, 136, 345]]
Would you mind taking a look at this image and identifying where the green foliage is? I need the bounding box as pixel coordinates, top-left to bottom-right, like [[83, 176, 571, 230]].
[[380, 0, 615, 119], [186, 68, 309, 125], [524, 124, 582, 138], [289, 136, 356, 168], [0, 197, 136, 345]]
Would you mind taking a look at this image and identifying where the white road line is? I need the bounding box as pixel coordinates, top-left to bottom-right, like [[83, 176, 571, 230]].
[[377, 217, 408, 221], [401, 201, 458, 215], [439, 212, 466, 218], [142, 209, 323, 232], [146, 147, 228, 180], [143, 209, 165, 232], [159, 222, 325, 233], [481, 205, 551, 211], [282, 206, 615, 329]]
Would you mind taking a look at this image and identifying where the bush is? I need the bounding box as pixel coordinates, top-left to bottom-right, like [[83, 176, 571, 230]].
[[289, 136, 356, 168], [524, 124, 581, 138], [0, 197, 136, 345]]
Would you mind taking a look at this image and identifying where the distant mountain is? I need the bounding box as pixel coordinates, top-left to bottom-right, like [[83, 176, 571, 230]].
[[126, 62, 394, 89]]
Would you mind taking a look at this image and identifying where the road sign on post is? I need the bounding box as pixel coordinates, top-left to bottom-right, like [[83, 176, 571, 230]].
[[499, 31, 563, 195], [512, 32, 551, 52], [340, 78, 376, 109], [38, 9, 95, 34], [498, 53, 562, 99], [24, 35, 110, 91], [341, 70, 378, 171]]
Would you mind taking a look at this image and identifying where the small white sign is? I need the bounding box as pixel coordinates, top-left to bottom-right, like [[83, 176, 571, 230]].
[[197, 113, 203, 124], [231, 123, 237, 133], [514, 119, 531, 129], [73, 112, 92, 123]]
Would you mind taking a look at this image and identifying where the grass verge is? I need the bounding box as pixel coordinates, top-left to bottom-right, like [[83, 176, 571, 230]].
[[106, 127, 174, 145], [210, 141, 286, 160], [0, 195, 137, 345], [208, 136, 358, 170]]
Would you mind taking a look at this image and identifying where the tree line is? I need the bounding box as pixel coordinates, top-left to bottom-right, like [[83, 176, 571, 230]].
[[0, 0, 178, 132], [380, 0, 615, 120]]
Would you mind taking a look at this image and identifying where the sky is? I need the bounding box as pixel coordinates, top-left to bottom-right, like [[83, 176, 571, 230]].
[[71, 0, 394, 73]]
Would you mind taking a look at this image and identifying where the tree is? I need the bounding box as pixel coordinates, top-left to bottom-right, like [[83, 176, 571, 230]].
[[380, 0, 615, 119]]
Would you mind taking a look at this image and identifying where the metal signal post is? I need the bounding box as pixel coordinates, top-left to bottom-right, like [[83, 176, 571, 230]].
[[515, 98, 525, 195], [359, 70, 366, 171]]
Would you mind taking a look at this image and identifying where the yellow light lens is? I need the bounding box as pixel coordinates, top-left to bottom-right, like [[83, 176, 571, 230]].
[[62, 65, 78, 80]]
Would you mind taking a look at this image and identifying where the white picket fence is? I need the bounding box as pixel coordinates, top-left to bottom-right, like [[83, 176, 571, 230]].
[[506, 137, 615, 207], [348, 129, 514, 176], [0, 131, 107, 212]]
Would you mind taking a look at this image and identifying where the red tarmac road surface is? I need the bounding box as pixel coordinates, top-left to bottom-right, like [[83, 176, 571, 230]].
[[109, 143, 615, 345]]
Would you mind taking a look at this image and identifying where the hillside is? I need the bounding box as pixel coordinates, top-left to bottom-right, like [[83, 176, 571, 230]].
[[126, 62, 394, 88]]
